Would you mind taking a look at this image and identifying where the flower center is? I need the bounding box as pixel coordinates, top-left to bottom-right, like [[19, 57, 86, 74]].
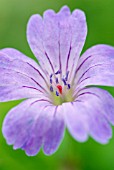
[[49, 70, 73, 105]]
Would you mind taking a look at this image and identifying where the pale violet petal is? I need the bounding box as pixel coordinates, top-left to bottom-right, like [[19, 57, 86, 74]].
[[76, 87, 114, 125], [76, 87, 113, 143], [75, 45, 114, 88], [2, 99, 64, 156], [0, 52, 48, 101], [43, 105, 65, 155], [27, 6, 87, 78], [0, 48, 38, 68], [63, 102, 89, 142]]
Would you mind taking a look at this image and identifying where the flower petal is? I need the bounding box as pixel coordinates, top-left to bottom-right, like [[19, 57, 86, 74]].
[[43, 105, 65, 155], [1, 48, 48, 84], [76, 87, 113, 143], [81, 44, 114, 58], [2, 99, 65, 156], [0, 52, 48, 101], [0, 48, 38, 68], [89, 112, 112, 144], [0, 86, 43, 102], [67, 9, 87, 80], [27, 6, 87, 76], [63, 102, 89, 142], [76, 87, 114, 125], [27, 13, 53, 75], [75, 45, 114, 88]]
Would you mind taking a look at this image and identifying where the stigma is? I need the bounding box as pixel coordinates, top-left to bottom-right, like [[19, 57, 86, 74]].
[[57, 85, 62, 94], [49, 70, 70, 96]]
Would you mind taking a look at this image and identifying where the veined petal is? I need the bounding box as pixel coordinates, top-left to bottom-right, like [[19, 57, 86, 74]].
[[2, 99, 65, 156], [0, 48, 38, 68], [1, 48, 48, 84], [0, 86, 43, 102], [67, 9, 87, 80], [75, 87, 113, 143], [63, 102, 89, 142], [27, 14, 53, 75], [76, 87, 114, 125], [27, 6, 87, 77], [43, 105, 65, 155], [0, 52, 47, 88], [75, 45, 114, 88], [42, 6, 71, 74], [81, 44, 114, 58], [0, 52, 48, 101]]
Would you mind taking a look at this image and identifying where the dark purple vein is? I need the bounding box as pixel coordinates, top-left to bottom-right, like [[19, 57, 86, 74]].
[[45, 52, 55, 73], [58, 41, 62, 71], [66, 46, 72, 71], [75, 55, 92, 75], [77, 91, 100, 99], [30, 77, 47, 92], [77, 76, 91, 85], [1, 66, 47, 92], [54, 106, 58, 117], [30, 99, 52, 106], [15, 71, 47, 92], [22, 86, 43, 93], [77, 63, 103, 84], [73, 99, 83, 103], [27, 62, 47, 82]]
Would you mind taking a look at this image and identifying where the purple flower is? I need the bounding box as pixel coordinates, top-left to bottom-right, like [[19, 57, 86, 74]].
[[1, 6, 114, 156]]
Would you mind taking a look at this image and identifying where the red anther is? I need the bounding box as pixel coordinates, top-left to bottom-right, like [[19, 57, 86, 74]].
[[57, 85, 62, 94]]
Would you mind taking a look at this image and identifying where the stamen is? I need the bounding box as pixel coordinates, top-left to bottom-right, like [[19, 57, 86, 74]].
[[55, 70, 61, 75], [50, 86, 53, 92], [67, 84, 70, 89], [50, 74, 53, 78], [65, 71, 69, 81], [56, 91, 59, 96], [62, 78, 67, 85], [50, 78, 52, 84], [56, 77, 59, 84]]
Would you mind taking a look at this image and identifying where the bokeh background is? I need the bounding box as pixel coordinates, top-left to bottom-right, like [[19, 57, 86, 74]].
[[0, 0, 114, 169]]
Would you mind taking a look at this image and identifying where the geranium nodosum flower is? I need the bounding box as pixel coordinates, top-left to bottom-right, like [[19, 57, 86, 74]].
[[1, 6, 114, 156]]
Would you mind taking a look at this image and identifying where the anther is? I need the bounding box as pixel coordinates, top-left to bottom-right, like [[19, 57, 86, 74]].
[[65, 71, 69, 81], [50, 78, 52, 84], [50, 86, 53, 92], [56, 77, 59, 84], [62, 78, 67, 85], [56, 91, 59, 96], [67, 84, 70, 89], [50, 74, 53, 78], [55, 70, 61, 75]]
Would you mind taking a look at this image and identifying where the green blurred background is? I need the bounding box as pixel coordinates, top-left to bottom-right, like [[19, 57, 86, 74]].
[[1, 0, 114, 170]]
